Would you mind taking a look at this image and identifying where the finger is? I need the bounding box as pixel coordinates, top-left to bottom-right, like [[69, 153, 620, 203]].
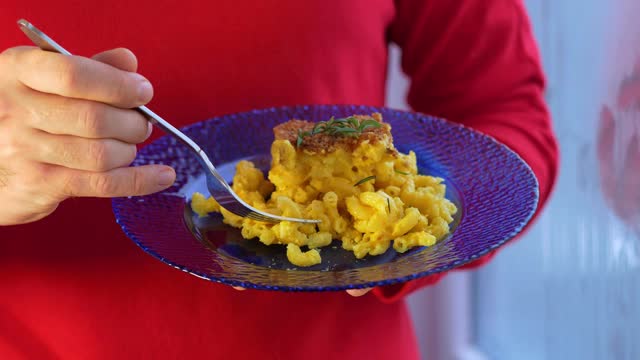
[[60, 164, 176, 198], [92, 48, 138, 72], [14, 48, 153, 108], [24, 90, 151, 144], [29, 131, 137, 172], [91, 50, 148, 138], [346, 288, 372, 297]]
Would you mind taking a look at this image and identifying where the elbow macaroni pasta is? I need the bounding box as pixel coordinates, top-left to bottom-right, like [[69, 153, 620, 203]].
[[192, 114, 457, 267]]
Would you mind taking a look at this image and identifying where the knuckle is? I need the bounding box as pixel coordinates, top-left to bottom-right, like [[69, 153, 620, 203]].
[[59, 170, 76, 197], [88, 140, 111, 171], [12, 164, 61, 207], [0, 50, 14, 69], [0, 130, 22, 158], [57, 139, 79, 167], [55, 57, 80, 92], [40, 55, 85, 94], [24, 162, 49, 186], [79, 102, 104, 137], [0, 48, 31, 87], [131, 169, 145, 194], [90, 173, 117, 196], [0, 46, 24, 67]]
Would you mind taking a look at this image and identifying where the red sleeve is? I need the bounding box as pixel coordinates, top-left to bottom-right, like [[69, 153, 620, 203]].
[[373, 0, 560, 303]]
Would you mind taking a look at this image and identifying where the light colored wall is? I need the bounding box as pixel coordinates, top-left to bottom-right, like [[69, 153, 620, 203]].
[[475, 1, 640, 359]]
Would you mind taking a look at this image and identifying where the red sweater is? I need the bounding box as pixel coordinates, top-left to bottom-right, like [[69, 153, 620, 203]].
[[0, 1, 558, 359]]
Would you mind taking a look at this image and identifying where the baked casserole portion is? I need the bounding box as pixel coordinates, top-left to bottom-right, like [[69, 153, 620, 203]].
[[192, 113, 457, 267]]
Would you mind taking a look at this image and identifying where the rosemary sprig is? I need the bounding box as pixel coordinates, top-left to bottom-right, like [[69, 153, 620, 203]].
[[296, 116, 382, 147], [394, 169, 410, 175], [296, 130, 310, 147], [387, 198, 391, 212], [354, 175, 376, 186]]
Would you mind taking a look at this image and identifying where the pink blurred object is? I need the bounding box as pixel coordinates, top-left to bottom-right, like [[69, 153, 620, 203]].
[[598, 57, 640, 235]]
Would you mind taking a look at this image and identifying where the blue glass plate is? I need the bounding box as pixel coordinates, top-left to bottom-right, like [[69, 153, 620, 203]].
[[112, 105, 539, 291]]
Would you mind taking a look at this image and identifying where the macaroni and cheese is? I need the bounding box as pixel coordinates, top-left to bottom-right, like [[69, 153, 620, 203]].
[[192, 113, 457, 267]]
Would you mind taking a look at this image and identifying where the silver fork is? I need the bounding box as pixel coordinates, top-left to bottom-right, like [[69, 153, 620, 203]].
[[17, 19, 319, 224]]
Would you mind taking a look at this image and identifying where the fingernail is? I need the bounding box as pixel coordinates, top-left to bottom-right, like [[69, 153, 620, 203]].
[[145, 122, 153, 140], [158, 168, 175, 187], [136, 76, 153, 103]]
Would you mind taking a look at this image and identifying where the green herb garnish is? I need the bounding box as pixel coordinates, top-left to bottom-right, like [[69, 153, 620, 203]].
[[296, 129, 310, 147], [387, 198, 391, 212], [394, 169, 410, 175], [354, 175, 376, 186], [296, 116, 382, 147]]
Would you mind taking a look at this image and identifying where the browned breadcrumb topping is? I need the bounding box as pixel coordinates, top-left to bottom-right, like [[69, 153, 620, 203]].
[[273, 113, 396, 154]]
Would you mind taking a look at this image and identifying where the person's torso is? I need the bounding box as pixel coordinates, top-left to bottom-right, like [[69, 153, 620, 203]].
[[0, 1, 420, 359], [3, 0, 394, 122]]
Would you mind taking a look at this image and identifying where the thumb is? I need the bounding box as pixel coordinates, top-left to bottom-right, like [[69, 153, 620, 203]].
[[92, 48, 138, 72]]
